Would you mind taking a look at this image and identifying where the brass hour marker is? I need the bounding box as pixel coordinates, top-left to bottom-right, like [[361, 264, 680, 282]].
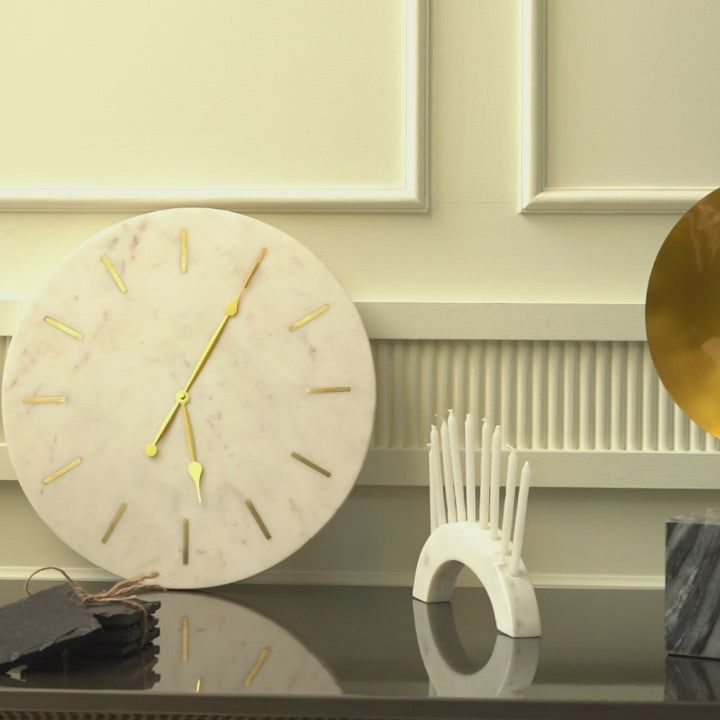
[[101, 502, 127, 543], [289, 304, 329, 331], [306, 386, 351, 394], [44, 316, 83, 340], [180, 229, 188, 273], [183, 518, 189, 564], [195, 678, 202, 693], [42, 457, 82, 484], [23, 396, 66, 404], [101, 255, 127, 293], [181, 615, 189, 662], [244, 647, 271, 687], [246, 499, 271, 539], [291, 452, 331, 478]]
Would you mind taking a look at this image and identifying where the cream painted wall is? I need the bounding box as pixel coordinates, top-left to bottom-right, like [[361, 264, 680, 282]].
[[0, 0, 718, 588], [0, 1, 679, 304]]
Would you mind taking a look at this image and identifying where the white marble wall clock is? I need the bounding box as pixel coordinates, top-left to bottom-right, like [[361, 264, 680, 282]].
[[2, 208, 376, 589]]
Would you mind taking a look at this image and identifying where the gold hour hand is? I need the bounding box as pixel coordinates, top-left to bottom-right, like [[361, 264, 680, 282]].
[[181, 398, 203, 504], [145, 395, 182, 457]]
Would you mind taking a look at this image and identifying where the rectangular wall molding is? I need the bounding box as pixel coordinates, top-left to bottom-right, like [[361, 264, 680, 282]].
[[519, 0, 713, 214], [0, 1, 428, 213]]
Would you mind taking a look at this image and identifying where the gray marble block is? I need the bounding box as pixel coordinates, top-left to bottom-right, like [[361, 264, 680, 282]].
[[666, 510, 720, 658], [665, 654, 720, 702]]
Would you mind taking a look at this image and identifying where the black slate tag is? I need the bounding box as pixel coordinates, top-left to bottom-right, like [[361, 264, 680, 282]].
[[96, 615, 159, 645], [85, 598, 161, 628], [0, 644, 160, 690], [0, 584, 102, 672]]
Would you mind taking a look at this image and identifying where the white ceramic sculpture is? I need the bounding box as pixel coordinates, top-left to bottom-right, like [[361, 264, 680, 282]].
[[412, 412, 541, 638]]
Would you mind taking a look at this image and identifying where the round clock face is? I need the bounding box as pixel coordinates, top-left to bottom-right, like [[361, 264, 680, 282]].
[[2, 208, 375, 588]]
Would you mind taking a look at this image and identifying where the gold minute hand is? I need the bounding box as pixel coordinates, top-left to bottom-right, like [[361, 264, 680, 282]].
[[181, 246, 267, 396], [144, 247, 267, 457]]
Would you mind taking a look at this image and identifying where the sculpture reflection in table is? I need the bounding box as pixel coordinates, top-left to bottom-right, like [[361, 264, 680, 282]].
[[413, 600, 540, 698], [412, 412, 541, 638]]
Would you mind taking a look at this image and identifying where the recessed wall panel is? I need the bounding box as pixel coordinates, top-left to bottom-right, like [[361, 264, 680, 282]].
[[0, 0, 426, 210]]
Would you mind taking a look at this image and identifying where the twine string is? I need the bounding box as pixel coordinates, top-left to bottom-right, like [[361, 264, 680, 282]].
[[25, 566, 166, 648]]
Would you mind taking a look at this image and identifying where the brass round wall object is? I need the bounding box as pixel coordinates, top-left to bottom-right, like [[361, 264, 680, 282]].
[[646, 187, 720, 438]]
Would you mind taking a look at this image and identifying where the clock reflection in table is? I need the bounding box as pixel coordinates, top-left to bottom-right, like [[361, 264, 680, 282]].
[[0, 590, 340, 695]]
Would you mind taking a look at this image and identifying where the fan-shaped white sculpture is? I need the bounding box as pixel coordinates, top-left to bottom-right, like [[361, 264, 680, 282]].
[[412, 412, 541, 638]]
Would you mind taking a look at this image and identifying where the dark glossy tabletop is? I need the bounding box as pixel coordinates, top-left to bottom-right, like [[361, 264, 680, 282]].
[[0, 580, 716, 719]]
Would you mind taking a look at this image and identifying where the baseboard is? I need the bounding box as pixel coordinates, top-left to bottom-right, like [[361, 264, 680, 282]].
[[0, 565, 664, 590]]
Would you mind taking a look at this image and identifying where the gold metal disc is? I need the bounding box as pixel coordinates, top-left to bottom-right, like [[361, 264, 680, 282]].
[[646, 187, 720, 438]]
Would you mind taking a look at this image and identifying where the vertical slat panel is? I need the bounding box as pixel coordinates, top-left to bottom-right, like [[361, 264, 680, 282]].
[[451, 341, 468, 431], [372, 340, 392, 448], [435, 340, 452, 425], [610, 341, 626, 450], [689, 419, 705, 452], [531, 341, 547, 449], [404, 341, 421, 448], [547, 341, 563, 450], [329, 338, 720, 453], [418, 341, 437, 447], [594, 342, 610, 450], [705, 430, 720, 452], [484, 341, 500, 427], [626, 342, 643, 450], [673, 403, 689, 451], [563, 342, 579, 449], [657, 380, 673, 452], [500, 341, 516, 448], [390, 341, 406, 448], [578, 341, 594, 450], [642, 347, 657, 450], [467, 342, 482, 447], [516, 341, 532, 449]]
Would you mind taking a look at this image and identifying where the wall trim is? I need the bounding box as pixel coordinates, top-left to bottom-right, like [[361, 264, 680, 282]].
[[2, 447, 717, 490], [359, 449, 720, 490], [0, 564, 664, 589], [358, 301, 645, 341], [0, 300, 646, 340], [519, 0, 710, 215], [0, 1, 428, 214]]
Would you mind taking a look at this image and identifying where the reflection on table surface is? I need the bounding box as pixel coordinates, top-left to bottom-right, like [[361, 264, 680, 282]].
[[0, 580, 694, 706]]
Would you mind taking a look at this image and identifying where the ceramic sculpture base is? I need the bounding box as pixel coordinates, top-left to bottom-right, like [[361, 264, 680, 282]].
[[666, 510, 720, 659], [413, 522, 541, 639]]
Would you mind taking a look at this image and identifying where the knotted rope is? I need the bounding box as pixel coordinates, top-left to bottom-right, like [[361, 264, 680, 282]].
[[25, 566, 166, 647]]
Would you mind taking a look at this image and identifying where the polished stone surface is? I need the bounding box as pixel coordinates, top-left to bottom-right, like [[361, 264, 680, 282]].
[[666, 655, 720, 702], [0, 581, 717, 718], [666, 510, 720, 659]]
